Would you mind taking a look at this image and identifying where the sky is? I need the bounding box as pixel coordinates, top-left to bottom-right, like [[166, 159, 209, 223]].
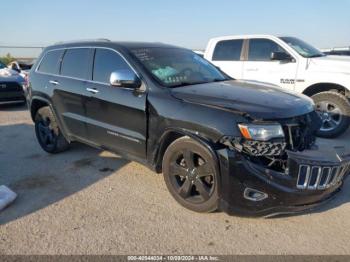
[[1, 0, 350, 57]]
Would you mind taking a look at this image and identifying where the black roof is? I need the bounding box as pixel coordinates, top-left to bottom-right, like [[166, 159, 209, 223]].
[[46, 39, 181, 51]]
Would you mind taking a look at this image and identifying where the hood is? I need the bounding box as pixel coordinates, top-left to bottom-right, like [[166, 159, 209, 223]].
[[171, 80, 314, 119], [308, 55, 350, 74], [0, 68, 25, 82]]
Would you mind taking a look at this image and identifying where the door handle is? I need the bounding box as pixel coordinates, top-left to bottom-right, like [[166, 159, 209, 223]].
[[49, 80, 60, 85], [245, 68, 259, 72], [86, 87, 99, 94]]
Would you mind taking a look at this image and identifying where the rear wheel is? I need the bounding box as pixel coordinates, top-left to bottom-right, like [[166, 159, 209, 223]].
[[312, 91, 350, 138], [35, 106, 70, 153], [162, 136, 219, 213]]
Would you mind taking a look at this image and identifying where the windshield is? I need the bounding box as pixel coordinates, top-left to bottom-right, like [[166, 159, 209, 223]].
[[280, 37, 325, 58], [0, 61, 6, 69], [131, 47, 228, 87]]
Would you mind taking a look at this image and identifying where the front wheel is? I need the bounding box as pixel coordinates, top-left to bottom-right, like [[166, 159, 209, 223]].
[[162, 137, 219, 213], [312, 91, 350, 138]]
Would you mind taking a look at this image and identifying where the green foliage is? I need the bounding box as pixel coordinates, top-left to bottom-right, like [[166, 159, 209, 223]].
[[0, 53, 16, 65]]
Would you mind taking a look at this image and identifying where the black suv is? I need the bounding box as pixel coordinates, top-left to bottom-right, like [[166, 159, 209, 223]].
[[27, 40, 350, 216]]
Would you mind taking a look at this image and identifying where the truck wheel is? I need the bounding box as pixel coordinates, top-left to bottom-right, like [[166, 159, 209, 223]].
[[162, 136, 219, 213], [312, 91, 350, 138], [35, 106, 70, 153]]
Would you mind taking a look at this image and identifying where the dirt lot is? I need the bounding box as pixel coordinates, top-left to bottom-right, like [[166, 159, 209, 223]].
[[0, 104, 350, 255]]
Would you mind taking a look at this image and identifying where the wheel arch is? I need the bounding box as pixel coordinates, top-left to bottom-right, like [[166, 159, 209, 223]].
[[30, 96, 70, 142], [30, 96, 51, 121], [153, 128, 221, 174], [302, 83, 348, 97]]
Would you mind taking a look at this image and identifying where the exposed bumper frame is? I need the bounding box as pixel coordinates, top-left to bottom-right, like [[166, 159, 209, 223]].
[[216, 146, 349, 217]]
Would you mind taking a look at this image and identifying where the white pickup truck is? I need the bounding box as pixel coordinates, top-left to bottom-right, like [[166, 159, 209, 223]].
[[204, 35, 350, 138]]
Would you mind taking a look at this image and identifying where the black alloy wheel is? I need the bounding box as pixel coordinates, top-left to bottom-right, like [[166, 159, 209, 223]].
[[35, 106, 69, 153], [162, 137, 219, 213]]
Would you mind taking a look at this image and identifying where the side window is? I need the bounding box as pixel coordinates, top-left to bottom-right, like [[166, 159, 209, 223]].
[[37, 50, 64, 74], [93, 49, 132, 83], [248, 39, 286, 61], [61, 48, 92, 79], [212, 40, 243, 61]]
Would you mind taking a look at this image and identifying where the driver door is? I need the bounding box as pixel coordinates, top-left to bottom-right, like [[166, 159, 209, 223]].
[[84, 48, 147, 158]]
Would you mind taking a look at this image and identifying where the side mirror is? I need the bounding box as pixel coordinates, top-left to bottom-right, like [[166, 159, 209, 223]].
[[271, 51, 293, 62], [109, 70, 141, 89]]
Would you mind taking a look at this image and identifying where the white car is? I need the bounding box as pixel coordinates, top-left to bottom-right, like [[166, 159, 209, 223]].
[[204, 35, 350, 138], [8, 60, 34, 78]]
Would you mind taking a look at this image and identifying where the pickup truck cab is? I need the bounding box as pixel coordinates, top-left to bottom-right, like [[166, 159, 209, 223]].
[[205, 35, 350, 138], [27, 40, 350, 217]]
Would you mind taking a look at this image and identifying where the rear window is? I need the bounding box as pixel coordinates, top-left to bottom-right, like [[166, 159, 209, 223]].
[[212, 40, 243, 61], [37, 50, 64, 74], [61, 48, 92, 79]]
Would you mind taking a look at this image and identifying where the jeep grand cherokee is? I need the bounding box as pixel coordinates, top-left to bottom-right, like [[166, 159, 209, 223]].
[[27, 40, 350, 216]]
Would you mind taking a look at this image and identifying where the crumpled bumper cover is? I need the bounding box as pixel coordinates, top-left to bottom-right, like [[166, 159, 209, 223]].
[[217, 146, 350, 217]]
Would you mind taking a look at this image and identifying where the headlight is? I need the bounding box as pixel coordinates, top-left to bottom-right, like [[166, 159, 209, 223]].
[[238, 123, 284, 141]]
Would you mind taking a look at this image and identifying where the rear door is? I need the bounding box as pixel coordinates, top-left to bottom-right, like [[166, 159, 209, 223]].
[[51, 48, 94, 140], [84, 48, 147, 158], [209, 39, 244, 79], [243, 38, 298, 90]]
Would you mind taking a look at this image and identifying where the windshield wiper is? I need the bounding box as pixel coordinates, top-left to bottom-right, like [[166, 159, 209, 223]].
[[212, 78, 228, 82], [308, 54, 325, 58], [170, 81, 208, 88]]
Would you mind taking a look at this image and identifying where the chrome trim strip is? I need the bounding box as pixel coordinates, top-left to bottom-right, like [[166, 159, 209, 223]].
[[297, 165, 310, 189], [318, 167, 331, 189], [334, 166, 343, 185], [0, 100, 25, 105], [327, 166, 339, 188], [308, 166, 322, 190]]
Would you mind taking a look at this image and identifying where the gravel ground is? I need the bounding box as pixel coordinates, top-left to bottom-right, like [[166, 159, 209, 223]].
[[0, 104, 350, 255]]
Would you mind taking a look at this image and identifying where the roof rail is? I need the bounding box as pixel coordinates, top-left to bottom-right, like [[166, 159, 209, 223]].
[[54, 38, 111, 44]]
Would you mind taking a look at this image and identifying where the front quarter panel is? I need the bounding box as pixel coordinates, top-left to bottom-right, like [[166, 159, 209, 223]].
[[147, 90, 247, 164]]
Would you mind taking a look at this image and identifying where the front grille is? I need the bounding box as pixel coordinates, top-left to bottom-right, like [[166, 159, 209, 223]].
[[297, 163, 350, 190], [0, 81, 23, 92]]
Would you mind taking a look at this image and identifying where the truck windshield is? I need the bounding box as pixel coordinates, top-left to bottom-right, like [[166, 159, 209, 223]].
[[280, 37, 325, 58], [131, 47, 228, 87]]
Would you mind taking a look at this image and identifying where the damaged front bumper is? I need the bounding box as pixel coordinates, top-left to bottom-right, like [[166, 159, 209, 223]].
[[217, 146, 350, 217]]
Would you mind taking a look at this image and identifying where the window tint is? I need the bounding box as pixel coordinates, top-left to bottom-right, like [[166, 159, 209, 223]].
[[248, 39, 286, 61], [212, 40, 243, 61], [93, 49, 132, 83], [38, 50, 64, 74], [61, 48, 92, 79]]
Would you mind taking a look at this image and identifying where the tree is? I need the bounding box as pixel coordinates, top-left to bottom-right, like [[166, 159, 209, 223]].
[[0, 53, 15, 65]]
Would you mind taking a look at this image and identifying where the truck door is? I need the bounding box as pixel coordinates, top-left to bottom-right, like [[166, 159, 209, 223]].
[[243, 38, 298, 90], [209, 39, 244, 79]]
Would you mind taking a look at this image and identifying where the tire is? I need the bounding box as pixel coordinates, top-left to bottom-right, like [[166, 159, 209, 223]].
[[34, 106, 70, 153], [312, 91, 350, 138], [162, 136, 219, 213]]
